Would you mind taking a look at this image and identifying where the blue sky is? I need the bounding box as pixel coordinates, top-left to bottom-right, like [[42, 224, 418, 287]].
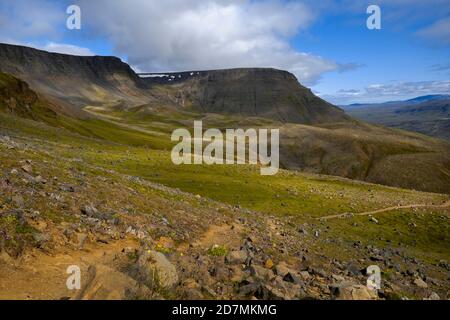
[[294, 1, 450, 103], [0, 0, 449, 104]]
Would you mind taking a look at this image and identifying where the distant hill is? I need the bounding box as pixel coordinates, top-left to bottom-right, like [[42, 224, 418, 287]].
[[342, 95, 450, 140], [406, 94, 450, 104]]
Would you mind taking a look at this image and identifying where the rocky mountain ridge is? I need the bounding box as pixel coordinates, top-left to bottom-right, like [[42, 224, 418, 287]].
[[0, 43, 348, 124]]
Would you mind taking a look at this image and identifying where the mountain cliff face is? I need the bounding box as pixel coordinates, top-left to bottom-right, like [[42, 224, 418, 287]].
[[0, 71, 58, 122], [0, 43, 348, 124], [142, 68, 350, 124], [0, 43, 151, 112]]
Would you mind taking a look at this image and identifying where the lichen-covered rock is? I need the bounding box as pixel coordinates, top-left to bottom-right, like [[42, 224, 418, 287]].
[[75, 265, 150, 300], [134, 250, 179, 289], [330, 281, 378, 300]]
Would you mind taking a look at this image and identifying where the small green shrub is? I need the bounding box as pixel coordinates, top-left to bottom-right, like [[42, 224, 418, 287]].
[[207, 244, 228, 257]]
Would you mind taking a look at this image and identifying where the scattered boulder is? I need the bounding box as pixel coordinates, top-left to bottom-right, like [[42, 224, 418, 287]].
[[210, 263, 229, 282], [239, 278, 300, 300], [32, 232, 50, 248], [250, 265, 275, 281], [283, 272, 303, 285], [75, 265, 150, 300], [21, 164, 33, 174], [59, 184, 76, 192], [133, 250, 179, 289], [239, 281, 262, 298], [426, 292, 440, 300], [76, 233, 88, 250], [80, 205, 111, 221], [226, 250, 248, 265], [308, 267, 328, 278], [263, 284, 290, 300], [330, 281, 378, 300], [332, 274, 345, 282], [413, 278, 428, 289], [346, 263, 362, 276], [438, 260, 449, 270], [275, 262, 293, 278], [299, 271, 311, 281]]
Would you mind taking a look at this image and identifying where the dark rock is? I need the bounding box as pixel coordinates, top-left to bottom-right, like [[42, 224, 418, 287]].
[[298, 228, 308, 235], [438, 260, 449, 270], [370, 255, 384, 262], [283, 272, 303, 285], [250, 265, 275, 281], [80, 205, 111, 220], [239, 281, 263, 297], [34, 176, 47, 184], [346, 263, 362, 276], [308, 267, 327, 278]]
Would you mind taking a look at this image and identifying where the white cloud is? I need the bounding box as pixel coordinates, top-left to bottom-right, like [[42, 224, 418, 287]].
[[0, 0, 64, 40], [417, 17, 450, 45], [0, 38, 95, 57], [430, 63, 450, 73], [323, 80, 450, 104], [76, 0, 347, 85], [41, 42, 95, 56], [0, 1, 95, 57]]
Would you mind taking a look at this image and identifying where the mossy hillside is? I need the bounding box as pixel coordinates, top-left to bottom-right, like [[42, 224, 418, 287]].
[[1, 111, 446, 221]]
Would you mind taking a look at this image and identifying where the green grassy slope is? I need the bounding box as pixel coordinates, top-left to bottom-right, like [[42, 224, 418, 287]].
[[1, 109, 449, 299]]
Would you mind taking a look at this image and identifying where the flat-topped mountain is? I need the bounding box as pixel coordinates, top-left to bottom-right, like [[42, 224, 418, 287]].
[[141, 68, 349, 124]]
